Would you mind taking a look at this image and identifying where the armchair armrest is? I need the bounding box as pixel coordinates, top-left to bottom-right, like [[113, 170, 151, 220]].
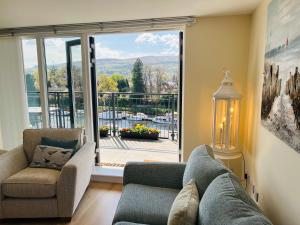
[[0, 145, 28, 218], [0, 145, 28, 188], [123, 162, 186, 189], [57, 142, 95, 217]]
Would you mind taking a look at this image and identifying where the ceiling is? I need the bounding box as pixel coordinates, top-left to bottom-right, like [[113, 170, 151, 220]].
[[0, 0, 262, 29]]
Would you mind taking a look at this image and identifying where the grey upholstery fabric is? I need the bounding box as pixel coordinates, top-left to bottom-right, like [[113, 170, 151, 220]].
[[115, 223, 148, 225], [115, 222, 148, 225], [2, 167, 60, 198], [183, 145, 228, 197], [23, 128, 83, 162], [113, 184, 180, 225], [199, 173, 273, 225], [124, 162, 186, 189]]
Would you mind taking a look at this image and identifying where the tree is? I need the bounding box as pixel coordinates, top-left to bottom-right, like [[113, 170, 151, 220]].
[[153, 67, 167, 93], [72, 65, 83, 91], [47, 65, 67, 91], [97, 74, 118, 92], [25, 73, 38, 92], [143, 65, 154, 93], [131, 58, 145, 93], [111, 74, 130, 92], [33, 69, 40, 90]]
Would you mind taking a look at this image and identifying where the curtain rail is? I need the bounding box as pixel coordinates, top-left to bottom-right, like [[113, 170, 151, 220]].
[[0, 17, 195, 37]]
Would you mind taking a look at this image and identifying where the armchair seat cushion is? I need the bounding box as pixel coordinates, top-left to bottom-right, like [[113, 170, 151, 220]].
[[2, 167, 60, 198], [113, 184, 180, 225]]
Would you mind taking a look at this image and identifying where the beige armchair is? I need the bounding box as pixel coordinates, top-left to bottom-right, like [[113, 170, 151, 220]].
[[0, 128, 95, 220]]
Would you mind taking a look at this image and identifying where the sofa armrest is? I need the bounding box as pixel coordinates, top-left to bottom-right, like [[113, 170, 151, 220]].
[[57, 142, 95, 217], [123, 162, 186, 189]]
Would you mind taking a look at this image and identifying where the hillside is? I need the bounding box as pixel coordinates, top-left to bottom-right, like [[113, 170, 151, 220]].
[[25, 55, 179, 76], [96, 55, 178, 76]]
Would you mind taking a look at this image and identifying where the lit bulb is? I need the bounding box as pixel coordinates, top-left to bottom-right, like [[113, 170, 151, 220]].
[[220, 123, 223, 129], [230, 108, 234, 113], [223, 117, 226, 122]]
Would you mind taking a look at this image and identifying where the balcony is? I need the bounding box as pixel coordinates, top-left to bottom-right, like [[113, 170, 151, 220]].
[[27, 91, 180, 166]]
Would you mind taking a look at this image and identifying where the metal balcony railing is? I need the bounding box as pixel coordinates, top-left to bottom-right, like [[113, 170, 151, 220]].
[[27, 91, 178, 140], [98, 92, 178, 140]]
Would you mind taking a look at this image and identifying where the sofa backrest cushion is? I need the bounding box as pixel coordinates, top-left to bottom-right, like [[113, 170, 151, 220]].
[[23, 128, 83, 162], [199, 173, 273, 225], [183, 145, 228, 198]]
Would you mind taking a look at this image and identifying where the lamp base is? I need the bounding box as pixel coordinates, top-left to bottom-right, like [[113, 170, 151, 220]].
[[212, 146, 241, 157]]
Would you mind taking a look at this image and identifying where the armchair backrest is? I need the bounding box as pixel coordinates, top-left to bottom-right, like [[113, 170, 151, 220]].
[[23, 128, 84, 162]]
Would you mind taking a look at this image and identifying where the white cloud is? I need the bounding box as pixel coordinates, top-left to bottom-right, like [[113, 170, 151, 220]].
[[135, 33, 159, 44], [95, 42, 122, 59], [44, 38, 68, 65], [95, 42, 155, 59], [22, 39, 38, 69], [135, 33, 177, 46], [135, 32, 179, 56], [22, 33, 179, 69]]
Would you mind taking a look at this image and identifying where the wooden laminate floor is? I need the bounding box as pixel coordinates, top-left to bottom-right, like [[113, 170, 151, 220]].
[[0, 182, 123, 225]]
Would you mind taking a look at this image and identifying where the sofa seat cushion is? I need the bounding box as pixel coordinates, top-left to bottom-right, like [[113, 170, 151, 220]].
[[2, 167, 60, 198], [199, 173, 273, 225], [113, 184, 180, 225], [183, 145, 228, 198]]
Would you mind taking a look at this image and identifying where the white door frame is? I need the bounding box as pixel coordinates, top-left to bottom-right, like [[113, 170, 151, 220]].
[[36, 36, 49, 128]]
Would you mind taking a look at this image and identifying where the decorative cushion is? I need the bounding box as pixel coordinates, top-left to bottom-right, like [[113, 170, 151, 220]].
[[23, 128, 83, 162], [2, 167, 60, 198], [199, 173, 273, 225], [41, 136, 78, 154], [183, 145, 228, 198], [30, 145, 73, 170], [167, 179, 199, 225], [113, 184, 180, 225]]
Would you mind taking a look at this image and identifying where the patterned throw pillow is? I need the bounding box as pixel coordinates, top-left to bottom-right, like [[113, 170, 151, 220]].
[[30, 145, 73, 170]]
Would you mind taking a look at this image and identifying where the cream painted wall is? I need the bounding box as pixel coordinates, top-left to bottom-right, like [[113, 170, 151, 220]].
[[245, 1, 300, 225], [183, 16, 251, 161], [0, 38, 29, 149]]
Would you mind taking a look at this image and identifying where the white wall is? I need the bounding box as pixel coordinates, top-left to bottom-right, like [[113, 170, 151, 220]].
[[245, 1, 300, 225], [0, 37, 29, 149]]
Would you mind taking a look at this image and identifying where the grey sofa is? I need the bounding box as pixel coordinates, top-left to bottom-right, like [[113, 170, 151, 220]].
[[113, 145, 273, 225], [0, 128, 95, 220]]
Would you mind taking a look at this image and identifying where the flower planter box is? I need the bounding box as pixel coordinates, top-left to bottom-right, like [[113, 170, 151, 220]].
[[119, 131, 159, 140], [99, 126, 109, 137]]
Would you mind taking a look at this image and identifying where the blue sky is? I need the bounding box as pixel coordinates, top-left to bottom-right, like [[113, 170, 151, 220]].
[[22, 30, 179, 68], [94, 31, 179, 59]]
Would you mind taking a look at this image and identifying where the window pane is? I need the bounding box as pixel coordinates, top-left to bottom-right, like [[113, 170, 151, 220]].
[[22, 38, 42, 128]]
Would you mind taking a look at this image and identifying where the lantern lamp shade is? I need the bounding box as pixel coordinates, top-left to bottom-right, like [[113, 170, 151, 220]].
[[212, 72, 241, 154]]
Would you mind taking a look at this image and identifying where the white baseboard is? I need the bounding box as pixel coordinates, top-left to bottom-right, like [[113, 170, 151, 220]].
[[91, 166, 123, 183]]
